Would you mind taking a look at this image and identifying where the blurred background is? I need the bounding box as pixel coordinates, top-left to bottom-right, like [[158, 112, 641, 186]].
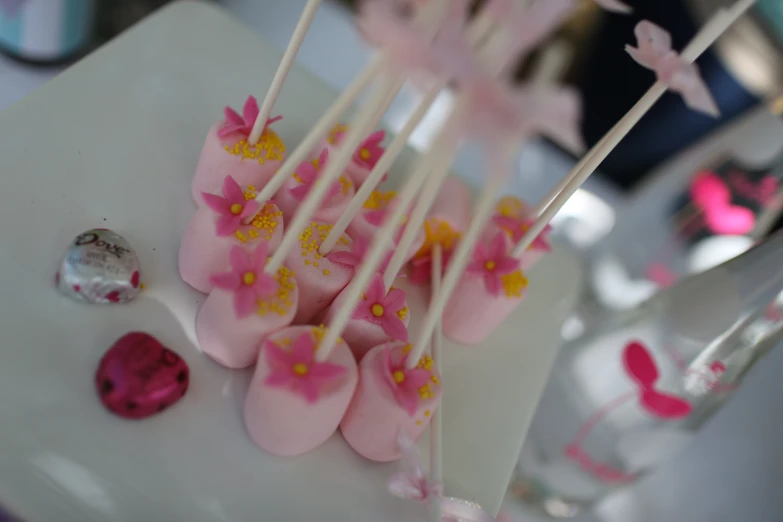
[[3, 0, 783, 521]]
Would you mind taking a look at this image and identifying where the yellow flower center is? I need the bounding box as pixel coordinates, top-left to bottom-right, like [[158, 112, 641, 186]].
[[359, 148, 371, 160], [230, 203, 243, 215], [393, 370, 405, 384], [371, 304, 385, 317], [242, 272, 256, 285], [485, 260, 496, 271], [292, 363, 309, 376]]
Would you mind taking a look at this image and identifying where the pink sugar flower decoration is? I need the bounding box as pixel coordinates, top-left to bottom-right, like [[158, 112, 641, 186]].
[[218, 95, 282, 139], [626, 21, 719, 117], [210, 244, 277, 318], [353, 274, 408, 341], [202, 175, 262, 236], [493, 215, 552, 252], [327, 236, 392, 273], [289, 148, 342, 202], [410, 248, 452, 285], [467, 233, 520, 296], [354, 129, 386, 169], [263, 332, 347, 404], [383, 346, 431, 416]]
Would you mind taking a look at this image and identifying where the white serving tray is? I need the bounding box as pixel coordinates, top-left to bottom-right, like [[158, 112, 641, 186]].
[[0, 2, 581, 520]]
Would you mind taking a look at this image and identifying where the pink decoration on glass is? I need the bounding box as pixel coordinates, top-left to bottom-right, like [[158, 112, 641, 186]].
[[493, 214, 552, 251], [626, 21, 720, 117], [645, 262, 678, 288], [263, 332, 347, 404], [383, 346, 431, 415], [689, 171, 755, 235], [389, 429, 500, 521], [353, 274, 409, 341], [209, 244, 277, 318], [623, 341, 692, 419], [201, 175, 262, 236], [466, 233, 520, 296], [388, 429, 444, 502], [217, 95, 283, 139], [289, 148, 341, 202], [327, 236, 393, 273]]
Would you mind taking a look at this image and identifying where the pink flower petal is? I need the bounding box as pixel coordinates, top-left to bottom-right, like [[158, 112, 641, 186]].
[[229, 246, 252, 272], [490, 232, 509, 258], [217, 124, 244, 139], [364, 209, 386, 226], [240, 200, 262, 220], [300, 380, 320, 404], [403, 368, 432, 389], [264, 373, 292, 387], [222, 176, 244, 204], [296, 161, 317, 183], [353, 303, 375, 321], [264, 340, 292, 368], [472, 242, 490, 264], [224, 106, 244, 125], [242, 96, 259, 127], [366, 274, 386, 302], [317, 148, 329, 168], [326, 251, 359, 267], [466, 259, 485, 275], [266, 115, 283, 127], [252, 274, 276, 298], [210, 271, 241, 291], [202, 193, 230, 215], [215, 214, 242, 236], [394, 388, 420, 417], [494, 257, 520, 274], [484, 274, 502, 296], [233, 287, 258, 318], [289, 185, 309, 201], [381, 316, 409, 341], [291, 333, 316, 364], [309, 362, 347, 380], [384, 288, 406, 311]]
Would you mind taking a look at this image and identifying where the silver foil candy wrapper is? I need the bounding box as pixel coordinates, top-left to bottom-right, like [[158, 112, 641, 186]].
[[56, 229, 141, 304]]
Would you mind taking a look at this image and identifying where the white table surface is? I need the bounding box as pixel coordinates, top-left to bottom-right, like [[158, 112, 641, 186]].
[[0, 2, 582, 520]]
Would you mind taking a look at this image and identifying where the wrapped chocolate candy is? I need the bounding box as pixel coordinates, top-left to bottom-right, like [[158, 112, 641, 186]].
[[56, 229, 141, 304]]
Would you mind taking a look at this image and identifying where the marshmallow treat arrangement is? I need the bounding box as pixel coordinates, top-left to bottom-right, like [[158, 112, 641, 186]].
[[0, 0, 755, 520]]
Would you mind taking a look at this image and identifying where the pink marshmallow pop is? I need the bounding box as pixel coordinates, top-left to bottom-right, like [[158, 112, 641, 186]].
[[245, 325, 358, 456], [179, 175, 284, 293], [195, 243, 298, 368], [341, 342, 442, 462], [192, 96, 285, 202]]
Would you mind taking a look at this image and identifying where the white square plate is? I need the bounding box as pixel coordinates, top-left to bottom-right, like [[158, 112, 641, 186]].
[[0, 2, 581, 520]]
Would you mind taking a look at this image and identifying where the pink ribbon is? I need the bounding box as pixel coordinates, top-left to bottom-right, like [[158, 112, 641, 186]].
[[625, 21, 720, 117], [388, 430, 498, 521]]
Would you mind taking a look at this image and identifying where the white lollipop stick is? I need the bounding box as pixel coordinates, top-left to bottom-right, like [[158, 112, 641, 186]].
[[382, 138, 458, 290], [406, 141, 517, 368], [266, 75, 406, 273], [252, 55, 386, 206], [318, 81, 446, 255], [248, 0, 322, 145], [315, 119, 460, 362], [429, 242, 444, 522], [513, 0, 755, 258]]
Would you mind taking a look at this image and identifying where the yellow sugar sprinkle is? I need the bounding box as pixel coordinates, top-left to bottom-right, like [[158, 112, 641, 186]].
[[323, 269, 330, 276], [416, 420, 422, 426], [328, 123, 349, 145], [339, 175, 353, 195], [402, 343, 412, 354], [500, 269, 529, 298], [362, 190, 397, 210], [424, 410, 431, 417], [223, 128, 286, 164], [396, 307, 408, 320], [415, 218, 461, 259], [496, 195, 526, 218]]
